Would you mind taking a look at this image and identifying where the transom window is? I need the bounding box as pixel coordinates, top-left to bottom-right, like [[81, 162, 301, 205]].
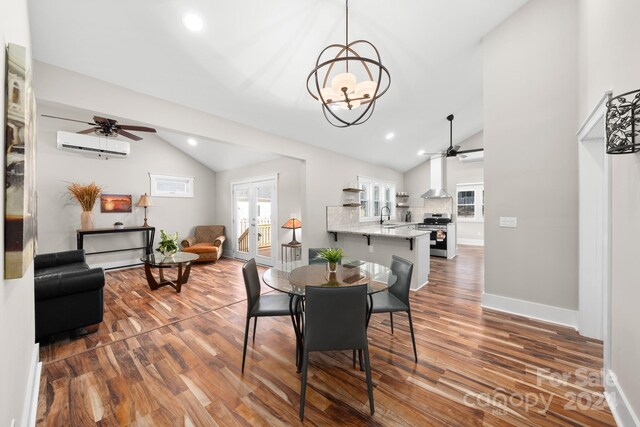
[[456, 183, 484, 222], [358, 176, 396, 221]]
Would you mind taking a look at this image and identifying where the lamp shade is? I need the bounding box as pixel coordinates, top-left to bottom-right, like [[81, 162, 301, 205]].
[[282, 218, 301, 230], [136, 193, 154, 207]]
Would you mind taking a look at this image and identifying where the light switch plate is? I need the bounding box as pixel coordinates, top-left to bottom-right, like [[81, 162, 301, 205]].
[[500, 217, 518, 228]]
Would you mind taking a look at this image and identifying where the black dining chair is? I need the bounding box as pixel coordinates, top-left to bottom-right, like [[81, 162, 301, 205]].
[[370, 255, 418, 362], [308, 248, 343, 265], [241, 258, 297, 373], [299, 284, 374, 420]]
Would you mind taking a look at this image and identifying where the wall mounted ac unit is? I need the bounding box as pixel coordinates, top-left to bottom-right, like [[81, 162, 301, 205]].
[[56, 131, 130, 158], [457, 151, 483, 163]]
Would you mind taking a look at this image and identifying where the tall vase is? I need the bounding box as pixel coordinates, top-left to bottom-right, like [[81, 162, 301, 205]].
[[80, 211, 94, 230]]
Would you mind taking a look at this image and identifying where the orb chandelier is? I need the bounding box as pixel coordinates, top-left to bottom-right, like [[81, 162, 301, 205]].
[[306, 0, 391, 127]]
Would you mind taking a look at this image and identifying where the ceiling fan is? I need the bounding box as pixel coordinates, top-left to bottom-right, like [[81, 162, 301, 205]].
[[42, 114, 156, 141], [421, 114, 484, 158]]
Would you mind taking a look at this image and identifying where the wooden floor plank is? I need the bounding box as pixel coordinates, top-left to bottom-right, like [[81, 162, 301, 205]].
[[36, 247, 616, 426]]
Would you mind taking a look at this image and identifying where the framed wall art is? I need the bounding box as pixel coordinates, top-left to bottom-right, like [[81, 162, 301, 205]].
[[4, 43, 37, 279], [100, 194, 133, 213]]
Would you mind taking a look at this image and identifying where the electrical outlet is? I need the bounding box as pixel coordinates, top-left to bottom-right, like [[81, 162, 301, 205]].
[[369, 245, 374, 253], [499, 217, 518, 228]]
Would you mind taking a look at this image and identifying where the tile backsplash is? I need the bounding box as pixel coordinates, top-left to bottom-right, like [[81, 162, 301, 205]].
[[326, 206, 359, 229]]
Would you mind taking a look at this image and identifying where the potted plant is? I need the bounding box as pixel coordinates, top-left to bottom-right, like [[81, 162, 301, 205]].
[[113, 221, 124, 230], [315, 248, 345, 273], [156, 230, 179, 257], [67, 182, 103, 230]]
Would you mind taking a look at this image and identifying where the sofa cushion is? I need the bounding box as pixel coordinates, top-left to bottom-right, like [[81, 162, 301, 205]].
[[183, 243, 219, 255], [36, 262, 90, 276]]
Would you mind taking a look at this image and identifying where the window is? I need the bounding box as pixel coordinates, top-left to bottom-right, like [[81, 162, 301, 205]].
[[358, 176, 396, 221], [150, 173, 194, 198], [456, 183, 484, 222]]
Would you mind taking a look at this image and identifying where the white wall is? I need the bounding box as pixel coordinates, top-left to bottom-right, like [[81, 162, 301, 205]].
[[579, 0, 640, 421], [215, 157, 304, 258], [403, 131, 485, 245], [36, 104, 217, 267], [483, 0, 579, 310], [33, 62, 404, 261], [0, 0, 38, 425]]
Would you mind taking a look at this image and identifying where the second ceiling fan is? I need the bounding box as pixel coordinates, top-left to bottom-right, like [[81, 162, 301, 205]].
[[421, 114, 484, 158], [42, 114, 156, 141]]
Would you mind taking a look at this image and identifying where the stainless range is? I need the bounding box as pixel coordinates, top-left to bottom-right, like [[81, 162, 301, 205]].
[[416, 213, 456, 258]]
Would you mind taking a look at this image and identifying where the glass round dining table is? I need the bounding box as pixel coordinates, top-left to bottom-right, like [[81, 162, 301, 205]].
[[262, 259, 397, 372], [262, 259, 397, 296]]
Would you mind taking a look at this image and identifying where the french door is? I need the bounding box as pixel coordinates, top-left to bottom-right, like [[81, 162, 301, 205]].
[[232, 177, 277, 266]]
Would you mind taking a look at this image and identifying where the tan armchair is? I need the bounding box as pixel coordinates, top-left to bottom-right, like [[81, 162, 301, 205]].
[[181, 225, 226, 263]]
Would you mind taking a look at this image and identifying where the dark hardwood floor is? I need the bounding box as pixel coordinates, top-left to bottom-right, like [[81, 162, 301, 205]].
[[36, 247, 615, 426]]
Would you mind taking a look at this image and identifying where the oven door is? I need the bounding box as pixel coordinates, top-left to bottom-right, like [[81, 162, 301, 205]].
[[430, 229, 447, 257]]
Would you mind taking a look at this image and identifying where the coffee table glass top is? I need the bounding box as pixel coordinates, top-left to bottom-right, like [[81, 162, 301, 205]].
[[263, 260, 397, 296], [140, 252, 199, 266]]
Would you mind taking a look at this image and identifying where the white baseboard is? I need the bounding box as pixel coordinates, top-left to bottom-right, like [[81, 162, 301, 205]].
[[457, 238, 484, 246], [22, 344, 41, 427], [411, 280, 428, 292], [481, 293, 578, 329], [605, 370, 640, 427]]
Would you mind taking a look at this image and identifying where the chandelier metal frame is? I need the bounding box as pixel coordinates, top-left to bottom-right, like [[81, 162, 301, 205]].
[[306, 0, 391, 127]]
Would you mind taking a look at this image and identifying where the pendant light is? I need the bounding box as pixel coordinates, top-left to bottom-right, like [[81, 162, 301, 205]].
[[306, 0, 391, 127]]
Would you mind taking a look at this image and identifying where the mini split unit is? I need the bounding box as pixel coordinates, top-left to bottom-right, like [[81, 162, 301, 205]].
[[56, 131, 130, 158]]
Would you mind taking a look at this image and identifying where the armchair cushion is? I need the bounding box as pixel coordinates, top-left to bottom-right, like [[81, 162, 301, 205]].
[[183, 243, 219, 255], [35, 268, 105, 301], [195, 225, 225, 243]]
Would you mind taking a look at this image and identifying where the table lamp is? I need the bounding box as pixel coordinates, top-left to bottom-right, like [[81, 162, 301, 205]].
[[282, 218, 301, 245], [136, 193, 154, 227]]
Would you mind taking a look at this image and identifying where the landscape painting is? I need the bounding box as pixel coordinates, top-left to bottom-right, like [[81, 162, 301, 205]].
[[101, 194, 132, 213], [4, 43, 37, 279]]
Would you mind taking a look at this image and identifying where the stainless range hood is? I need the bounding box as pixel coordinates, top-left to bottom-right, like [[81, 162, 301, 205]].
[[420, 156, 452, 199]]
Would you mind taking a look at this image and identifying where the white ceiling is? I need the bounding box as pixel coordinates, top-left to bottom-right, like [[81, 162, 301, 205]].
[[156, 130, 280, 172], [28, 0, 526, 172]]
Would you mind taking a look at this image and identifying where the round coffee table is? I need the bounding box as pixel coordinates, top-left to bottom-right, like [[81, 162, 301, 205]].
[[140, 252, 199, 293]]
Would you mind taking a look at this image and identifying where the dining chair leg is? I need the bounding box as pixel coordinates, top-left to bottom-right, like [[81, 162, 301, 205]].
[[299, 350, 310, 421], [390, 312, 394, 334], [407, 310, 418, 362], [241, 317, 251, 373], [353, 350, 356, 369], [363, 347, 375, 415], [358, 349, 364, 371], [252, 317, 258, 343]]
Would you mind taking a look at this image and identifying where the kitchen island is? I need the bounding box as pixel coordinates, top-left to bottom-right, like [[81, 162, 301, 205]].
[[326, 207, 430, 291]]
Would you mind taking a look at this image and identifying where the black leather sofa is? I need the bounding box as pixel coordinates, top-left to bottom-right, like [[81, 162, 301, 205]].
[[34, 249, 105, 342]]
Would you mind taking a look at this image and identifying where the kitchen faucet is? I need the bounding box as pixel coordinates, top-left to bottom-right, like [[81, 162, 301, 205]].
[[380, 206, 391, 224]]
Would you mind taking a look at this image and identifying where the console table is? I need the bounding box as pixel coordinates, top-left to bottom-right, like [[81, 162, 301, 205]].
[[76, 226, 156, 270]]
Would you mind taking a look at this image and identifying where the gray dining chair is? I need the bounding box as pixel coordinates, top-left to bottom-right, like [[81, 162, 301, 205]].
[[370, 255, 418, 362], [308, 248, 342, 265], [241, 258, 298, 373], [299, 284, 374, 420]]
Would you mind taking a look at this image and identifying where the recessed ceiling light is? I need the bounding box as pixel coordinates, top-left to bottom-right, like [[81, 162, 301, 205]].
[[385, 132, 395, 140], [188, 138, 198, 146], [182, 12, 204, 32], [417, 149, 426, 155]]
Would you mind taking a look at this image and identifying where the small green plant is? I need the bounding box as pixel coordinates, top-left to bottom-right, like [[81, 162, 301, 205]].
[[156, 230, 179, 255], [315, 248, 345, 264]]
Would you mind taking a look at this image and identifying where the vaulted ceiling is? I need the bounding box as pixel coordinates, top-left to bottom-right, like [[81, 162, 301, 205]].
[[28, 0, 526, 171]]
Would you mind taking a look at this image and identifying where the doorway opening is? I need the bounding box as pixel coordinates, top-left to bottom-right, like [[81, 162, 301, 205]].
[[232, 176, 278, 266]]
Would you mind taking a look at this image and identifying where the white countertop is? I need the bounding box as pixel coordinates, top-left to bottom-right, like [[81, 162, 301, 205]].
[[327, 224, 430, 239]]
